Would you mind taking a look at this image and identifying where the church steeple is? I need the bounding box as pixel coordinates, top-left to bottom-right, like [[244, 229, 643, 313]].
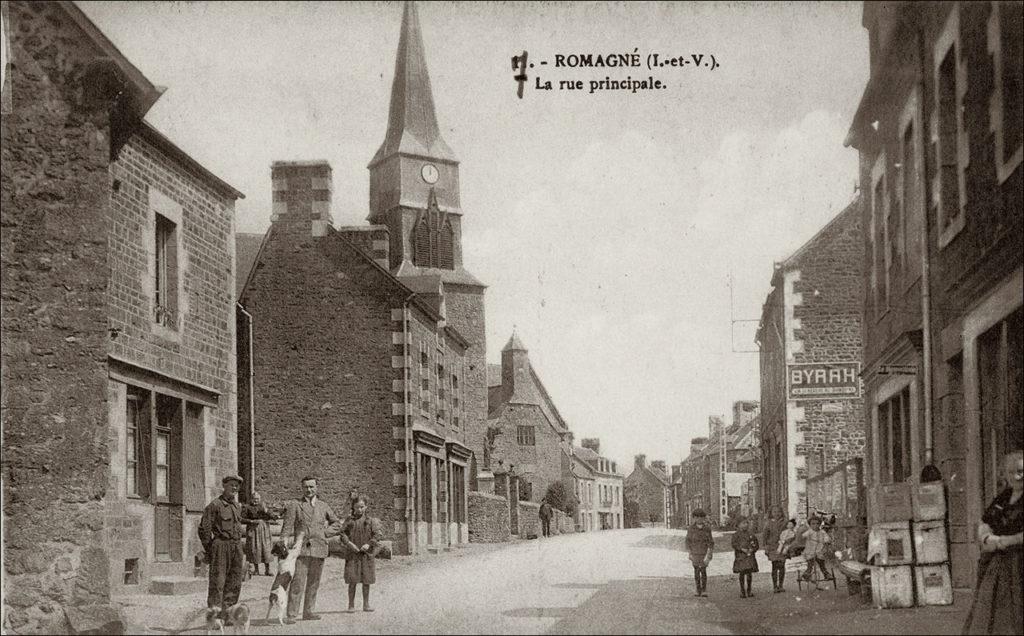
[[368, 1, 465, 271], [370, 1, 457, 167]]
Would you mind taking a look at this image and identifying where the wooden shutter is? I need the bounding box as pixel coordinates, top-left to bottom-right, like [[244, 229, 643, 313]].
[[169, 506, 184, 561], [183, 403, 207, 512]]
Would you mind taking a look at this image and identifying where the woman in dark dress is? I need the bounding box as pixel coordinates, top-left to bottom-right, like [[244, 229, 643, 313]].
[[963, 450, 1023, 635], [242, 491, 277, 576]]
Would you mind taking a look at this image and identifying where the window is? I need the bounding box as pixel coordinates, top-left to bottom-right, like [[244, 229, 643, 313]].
[[879, 386, 913, 483], [517, 425, 535, 446], [126, 387, 149, 497], [871, 153, 888, 314], [154, 214, 179, 329], [978, 307, 1023, 503], [933, 7, 967, 247], [412, 206, 455, 270], [419, 454, 434, 522], [989, 0, 1024, 182], [898, 86, 923, 285]]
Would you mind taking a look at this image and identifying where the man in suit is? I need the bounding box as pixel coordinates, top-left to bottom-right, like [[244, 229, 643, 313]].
[[280, 475, 342, 623]]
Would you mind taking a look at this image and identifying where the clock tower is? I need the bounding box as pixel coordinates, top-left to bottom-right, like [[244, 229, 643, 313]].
[[369, 1, 469, 276], [369, 1, 488, 484]]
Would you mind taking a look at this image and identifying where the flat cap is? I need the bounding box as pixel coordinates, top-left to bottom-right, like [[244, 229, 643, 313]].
[[222, 474, 244, 485]]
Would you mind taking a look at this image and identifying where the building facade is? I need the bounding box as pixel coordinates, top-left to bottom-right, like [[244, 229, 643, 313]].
[[2, 3, 242, 632], [846, 0, 1022, 587], [577, 439, 624, 530], [624, 455, 671, 526], [236, 4, 487, 555], [757, 198, 866, 521], [486, 334, 574, 503]]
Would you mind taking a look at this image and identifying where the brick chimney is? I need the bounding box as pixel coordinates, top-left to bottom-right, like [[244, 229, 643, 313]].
[[690, 437, 709, 456], [271, 160, 333, 237], [671, 464, 682, 481], [581, 438, 600, 454], [634, 454, 647, 469]]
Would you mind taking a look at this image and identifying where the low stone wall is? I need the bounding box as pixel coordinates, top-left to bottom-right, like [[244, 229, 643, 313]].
[[518, 502, 540, 538], [468, 492, 511, 543], [553, 509, 576, 534]]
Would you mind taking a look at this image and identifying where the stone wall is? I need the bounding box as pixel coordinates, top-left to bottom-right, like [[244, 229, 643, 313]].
[[552, 509, 575, 534], [490, 403, 566, 504], [1, 5, 117, 632], [467, 492, 510, 543], [518, 501, 540, 538]]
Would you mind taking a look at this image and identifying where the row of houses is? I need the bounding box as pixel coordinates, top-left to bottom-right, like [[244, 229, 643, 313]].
[[1, 3, 626, 631], [755, 0, 1022, 591], [667, 401, 761, 529]]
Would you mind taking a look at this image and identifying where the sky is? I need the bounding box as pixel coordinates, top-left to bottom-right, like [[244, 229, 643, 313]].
[[79, 1, 869, 473]]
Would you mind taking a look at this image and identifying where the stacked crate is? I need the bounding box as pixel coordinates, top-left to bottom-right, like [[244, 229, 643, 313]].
[[867, 482, 953, 608]]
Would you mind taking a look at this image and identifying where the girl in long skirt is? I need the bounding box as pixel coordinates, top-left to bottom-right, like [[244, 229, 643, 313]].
[[761, 506, 790, 593], [963, 450, 1023, 635], [341, 495, 383, 613], [732, 518, 759, 598]]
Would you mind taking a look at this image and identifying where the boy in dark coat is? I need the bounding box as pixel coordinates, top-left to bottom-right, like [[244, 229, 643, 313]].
[[685, 509, 714, 597]]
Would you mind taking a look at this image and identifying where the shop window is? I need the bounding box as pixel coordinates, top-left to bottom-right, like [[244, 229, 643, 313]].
[[126, 387, 149, 498], [978, 307, 1024, 503], [879, 386, 913, 483]]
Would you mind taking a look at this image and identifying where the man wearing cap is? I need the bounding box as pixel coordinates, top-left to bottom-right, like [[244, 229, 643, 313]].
[[198, 474, 246, 620]]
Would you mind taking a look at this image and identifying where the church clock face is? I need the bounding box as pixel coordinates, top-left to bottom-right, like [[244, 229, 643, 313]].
[[420, 163, 439, 184]]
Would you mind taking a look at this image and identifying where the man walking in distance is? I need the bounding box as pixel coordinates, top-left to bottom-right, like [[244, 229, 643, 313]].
[[280, 475, 342, 624], [198, 475, 246, 624], [539, 499, 554, 537]]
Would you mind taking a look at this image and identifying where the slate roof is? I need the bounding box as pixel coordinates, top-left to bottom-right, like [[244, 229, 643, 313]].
[[235, 232, 266, 301]]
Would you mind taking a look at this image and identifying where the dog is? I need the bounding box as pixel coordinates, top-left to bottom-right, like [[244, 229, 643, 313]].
[[266, 531, 305, 625], [205, 603, 250, 635], [204, 606, 224, 635]]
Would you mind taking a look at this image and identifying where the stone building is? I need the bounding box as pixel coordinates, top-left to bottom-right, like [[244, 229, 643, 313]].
[[236, 2, 485, 556], [756, 197, 866, 521], [2, 2, 243, 632], [673, 437, 710, 528], [845, 0, 1022, 587], [575, 439, 624, 530], [486, 333, 574, 503], [624, 455, 671, 526], [567, 450, 597, 532]]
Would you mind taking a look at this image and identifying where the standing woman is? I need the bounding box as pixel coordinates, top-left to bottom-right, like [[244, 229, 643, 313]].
[[243, 491, 277, 576], [963, 449, 1023, 635], [762, 506, 789, 593]]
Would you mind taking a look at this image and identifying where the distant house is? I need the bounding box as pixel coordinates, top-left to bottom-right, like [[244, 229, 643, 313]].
[[573, 440, 624, 530], [486, 333, 574, 503], [625, 455, 671, 526]]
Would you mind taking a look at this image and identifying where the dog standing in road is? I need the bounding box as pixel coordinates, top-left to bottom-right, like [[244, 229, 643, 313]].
[[266, 531, 305, 625]]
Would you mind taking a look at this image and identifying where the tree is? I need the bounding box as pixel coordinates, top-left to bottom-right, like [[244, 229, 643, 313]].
[[544, 480, 577, 516]]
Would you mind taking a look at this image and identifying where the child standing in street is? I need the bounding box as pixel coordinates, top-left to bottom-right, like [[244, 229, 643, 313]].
[[800, 516, 833, 583], [340, 495, 382, 613], [685, 509, 714, 597], [731, 518, 759, 598]]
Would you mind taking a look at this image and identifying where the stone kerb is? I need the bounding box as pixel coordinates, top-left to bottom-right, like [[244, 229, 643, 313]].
[[468, 491, 511, 543]]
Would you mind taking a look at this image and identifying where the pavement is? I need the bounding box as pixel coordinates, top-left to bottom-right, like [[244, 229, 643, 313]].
[[116, 527, 973, 635]]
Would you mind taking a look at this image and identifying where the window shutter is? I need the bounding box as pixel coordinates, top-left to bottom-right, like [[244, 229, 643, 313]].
[[183, 403, 207, 512], [169, 506, 184, 561]]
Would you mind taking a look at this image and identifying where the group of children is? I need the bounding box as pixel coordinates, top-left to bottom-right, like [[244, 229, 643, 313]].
[[685, 508, 834, 598]]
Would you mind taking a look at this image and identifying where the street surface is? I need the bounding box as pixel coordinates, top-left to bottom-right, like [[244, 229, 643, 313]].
[[120, 527, 969, 635]]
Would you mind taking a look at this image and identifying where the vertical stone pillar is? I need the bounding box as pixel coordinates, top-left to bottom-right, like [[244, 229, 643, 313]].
[[509, 475, 520, 535], [476, 470, 494, 495]]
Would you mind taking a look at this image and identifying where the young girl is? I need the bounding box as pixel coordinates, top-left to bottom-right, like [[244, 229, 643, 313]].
[[340, 495, 382, 613], [773, 519, 797, 592], [731, 518, 759, 598]]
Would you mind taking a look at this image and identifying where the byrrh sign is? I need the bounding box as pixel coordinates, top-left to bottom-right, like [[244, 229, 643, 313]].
[[787, 362, 861, 400]]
